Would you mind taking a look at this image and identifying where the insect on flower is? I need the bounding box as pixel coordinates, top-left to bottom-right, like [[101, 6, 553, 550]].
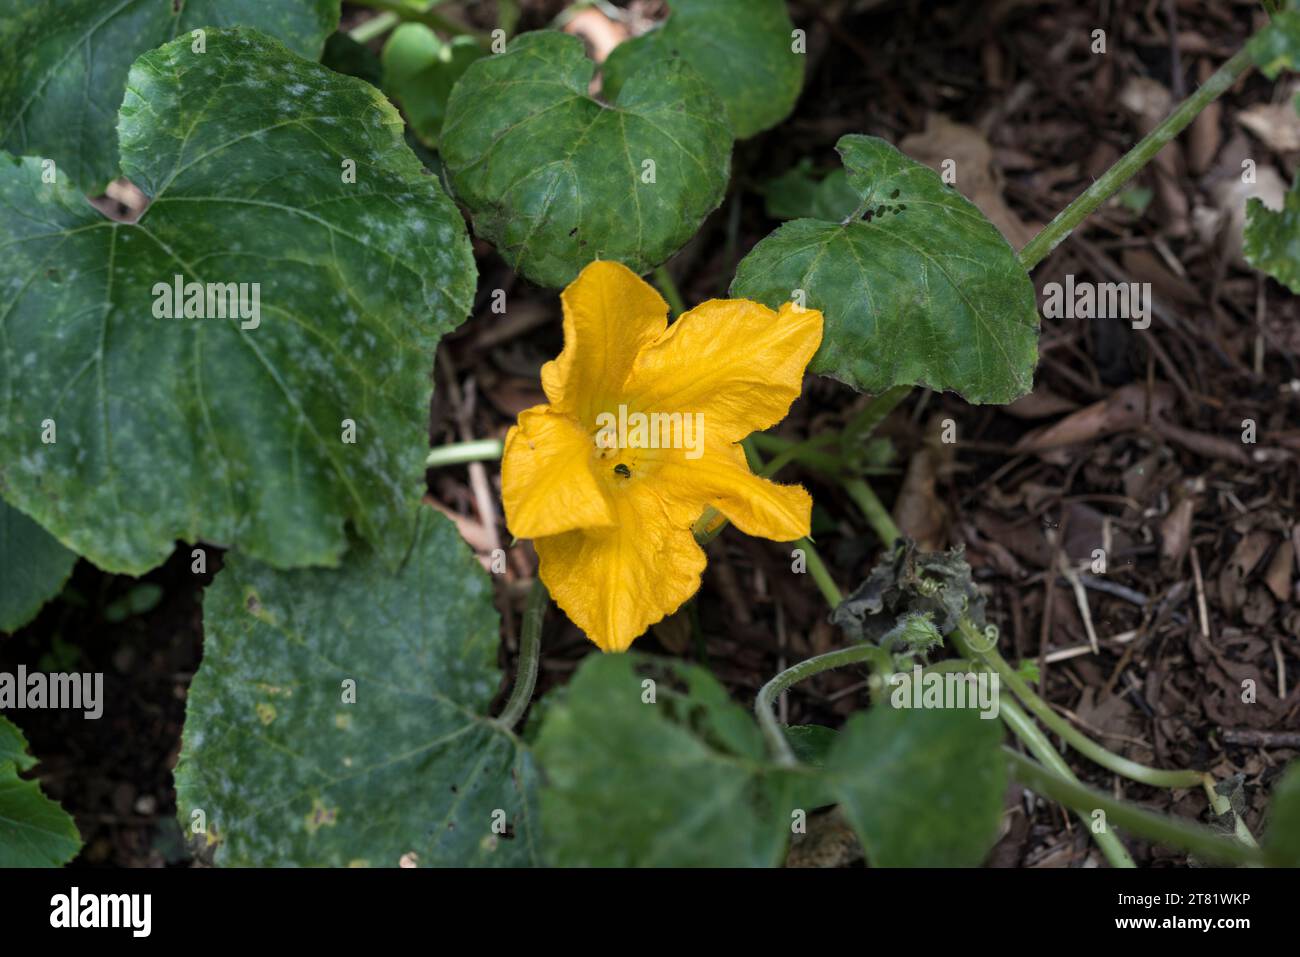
[[501, 260, 824, 652]]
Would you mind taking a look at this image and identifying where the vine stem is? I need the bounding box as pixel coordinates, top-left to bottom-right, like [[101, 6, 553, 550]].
[[496, 578, 547, 729], [843, 384, 912, 442], [1005, 750, 1264, 866], [426, 437, 504, 468], [953, 619, 1205, 789], [348, 0, 490, 45], [653, 264, 688, 318], [1000, 697, 1136, 867], [756, 643, 889, 765], [842, 477, 901, 545], [1018, 45, 1256, 270]]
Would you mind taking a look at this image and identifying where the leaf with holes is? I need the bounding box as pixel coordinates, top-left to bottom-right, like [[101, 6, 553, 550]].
[[601, 0, 804, 140], [534, 653, 801, 866], [0, 716, 82, 867], [0, 498, 77, 633], [0, 0, 340, 193], [441, 30, 731, 289], [732, 135, 1040, 404], [826, 705, 1006, 867], [0, 28, 475, 575], [174, 507, 540, 867]]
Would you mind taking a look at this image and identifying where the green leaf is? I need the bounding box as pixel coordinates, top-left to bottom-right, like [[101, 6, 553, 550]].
[[0, 0, 340, 193], [0, 498, 77, 633], [732, 135, 1040, 404], [382, 24, 486, 148], [601, 0, 804, 140], [1245, 186, 1300, 292], [534, 653, 799, 866], [1248, 7, 1300, 78], [1263, 761, 1300, 866], [174, 507, 539, 867], [0, 716, 82, 867], [0, 29, 476, 575], [826, 706, 1006, 867], [322, 31, 384, 88], [1244, 6, 1300, 292], [761, 160, 858, 221], [441, 30, 731, 288]]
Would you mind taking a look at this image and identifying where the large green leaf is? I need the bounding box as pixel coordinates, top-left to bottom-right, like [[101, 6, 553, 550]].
[[534, 653, 801, 866], [0, 716, 82, 867], [441, 30, 731, 288], [601, 0, 804, 140], [174, 508, 539, 867], [1245, 7, 1300, 293], [826, 705, 1006, 867], [0, 498, 77, 632], [382, 24, 485, 148], [732, 135, 1040, 404], [0, 0, 340, 193], [0, 29, 476, 575]]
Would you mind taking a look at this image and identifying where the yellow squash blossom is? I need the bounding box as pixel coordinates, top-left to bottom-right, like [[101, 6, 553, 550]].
[[501, 260, 823, 652]]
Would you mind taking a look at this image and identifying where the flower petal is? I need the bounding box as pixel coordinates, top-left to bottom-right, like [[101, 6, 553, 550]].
[[501, 406, 615, 538], [535, 482, 705, 652], [622, 300, 823, 443], [542, 260, 670, 426], [654, 440, 812, 542]]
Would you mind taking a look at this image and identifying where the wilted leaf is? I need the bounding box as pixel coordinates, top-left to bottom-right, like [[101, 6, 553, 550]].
[[733, 135, 1040, 404], [174, 508, 539, 867], [602, 0, 804, 140], [441, 30, 731, 288], [0, 0, 340, 192], [832, 539, 987, 644], [0, 716, 81, 867], [0, 498, 76, 633], [0, 29, 476, 574]]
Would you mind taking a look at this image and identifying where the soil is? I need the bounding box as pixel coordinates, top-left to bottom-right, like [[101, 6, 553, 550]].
[[3, 0, 1297, 868]]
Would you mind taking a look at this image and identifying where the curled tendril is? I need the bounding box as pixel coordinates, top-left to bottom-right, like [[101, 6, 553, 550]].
[[963, 622, 1000, 654]]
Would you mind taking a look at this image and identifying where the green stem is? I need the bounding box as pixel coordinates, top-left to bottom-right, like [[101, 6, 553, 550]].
[[842, 478, 901, 545], [954, 618, 1205, 789], [843, 385, 912, 443], [425, 438, 504, 468], [653, 264, 687, 318], [748, 432, 845, 475], [756, 643, 889, 765], [1001, 698, 1136, 867], [496, 579, 546, 729], [1018, 45, 1256, 270], [1006, 750, 1264, 866], [798, 538, 842, 607], [1202, 777, 1261, 849], [349, 0, 490, 44]]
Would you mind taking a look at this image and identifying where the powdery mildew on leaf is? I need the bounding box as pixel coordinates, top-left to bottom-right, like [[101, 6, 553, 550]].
[[0, 28, 476, 574], [732, 134, 1040, 405], [0, 0, 341, 192], [174, 509, 540, 867]]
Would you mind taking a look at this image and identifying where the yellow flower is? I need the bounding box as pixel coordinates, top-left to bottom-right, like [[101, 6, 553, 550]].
[[501, 260, 823, 652]]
